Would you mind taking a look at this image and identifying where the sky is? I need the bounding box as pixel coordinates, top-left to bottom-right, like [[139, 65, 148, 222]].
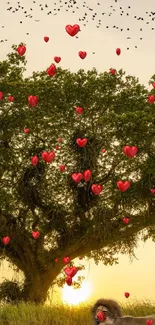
[[1, 0, 155, 305]]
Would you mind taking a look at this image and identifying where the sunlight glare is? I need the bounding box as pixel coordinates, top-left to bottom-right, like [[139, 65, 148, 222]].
[[62, 281, 92, 305]]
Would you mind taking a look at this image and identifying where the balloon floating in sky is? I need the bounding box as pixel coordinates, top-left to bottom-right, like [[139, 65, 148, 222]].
[[116, 48, 121, 55], [124, 292, 130, 298], [54, 56, 61, 63], [65, 24, 80, 36], [17, 45, 26, 56], [44, 36, 49, 42], [78, 51, 87, 59], [64, 266, 78, 277]]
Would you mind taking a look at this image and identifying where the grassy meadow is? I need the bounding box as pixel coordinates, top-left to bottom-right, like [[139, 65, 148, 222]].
[[0, 299, 155, 325]]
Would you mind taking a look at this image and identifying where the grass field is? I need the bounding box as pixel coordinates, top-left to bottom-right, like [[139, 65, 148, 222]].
[[0, 299, 155, 325]]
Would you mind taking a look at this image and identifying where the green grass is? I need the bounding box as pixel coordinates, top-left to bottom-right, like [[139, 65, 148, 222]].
[[0, 299, 155, 325]]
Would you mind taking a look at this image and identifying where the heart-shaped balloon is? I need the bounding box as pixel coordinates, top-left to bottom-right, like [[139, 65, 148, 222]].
[[0, 92, 3, 100], [123, 146, 138, 158], [91, 184, 103, 195], [146, 320, 153, 325], [101, 149, 106, 153], [58, 138, 62, 143], [66, 275, 72, 286], [151, 189, 155, 194], [148, 95, 155, 104], [116, 48, 121, 55], [17, 45, 26, 56], [78, 51, 87, 59], [47, 64, 57, 77], [83, 170, 92, 182], [124, 292, 130, 298], [72, 173, 83, 183], [2, 236, 10, 245], [153, 82, 155, 89], [65, 24, 80, 36], [123, 218, 130, 225], [44, 36, 49, 42], [75, 107, 83, 115], [76, 138, 87, 147], [59, 165, 66, 172], [32, 231, 40, 239], [55, 258, 59, 262], [117, 181, 130, 192], [42, 151, 55, 163], [110, 68, 116, 75], [24, 128, 30, 133], [28, 95, 38, 107], [63, 256, 70, 264], [8, 96, 14, 102], [31, 156, 39, 166], [54, 56, 61, 63], [64, 266, 78, 277], [97, 312, 105, 322]]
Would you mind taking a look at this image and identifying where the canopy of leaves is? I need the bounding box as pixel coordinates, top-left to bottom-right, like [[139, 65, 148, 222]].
[[1, 44, 155, 276]]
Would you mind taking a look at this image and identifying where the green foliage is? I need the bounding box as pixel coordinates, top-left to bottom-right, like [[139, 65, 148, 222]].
[[0, 280, 23, 304], [1, 44, 155, 302]]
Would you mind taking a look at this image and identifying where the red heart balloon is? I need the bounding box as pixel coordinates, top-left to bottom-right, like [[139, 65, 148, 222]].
[[54, 56, 61, 63], [151, 189, 155, 194], [55, 258, 59, 262], [0, 92, 3, 100], [2, 236, 10, 245], [66, 275, 72, 286], [116, 48, 121, 55], [83, 170, 92, 182], [153, 82, 155, 89], [148, 95, 155, 104], [110, 68, 116, 75], [58, 138, 62, 142], [31, 156, 39, 166], [72, 173, 83, 183], [123, 146, 138, 158], [63, 256, 70, 264], [91, 184, 103, 195], [59, 165, 66, 172], [76, 138, 87, 147], [124, 292, 130, 298], [75, 107, 83, 115], [24, 128, 30, 133], [8, 96, 14, 102], [64, 266, 78, 277], [42, 151, 55, 163], [97, 312, 105, 322], [123, 218, 130, 225], [101, 149, 106, 153], [28, 95, 38, 107], [17, 45, 26, 56], [44, 36, 49, 42], [78, 51, 87, 59], [32, 231, 40, 239], [65, 24, 80, 36], [117, 181, 130, 192], [47, 64, 57, 77], [146, 320, 153, 325]]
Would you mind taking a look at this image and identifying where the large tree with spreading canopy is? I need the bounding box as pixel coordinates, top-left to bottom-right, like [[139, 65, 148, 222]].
[[0, 44, 155, 303]]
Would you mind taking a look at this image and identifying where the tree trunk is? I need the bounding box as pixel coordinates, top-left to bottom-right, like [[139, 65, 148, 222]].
[[22, 269, 60, 304]]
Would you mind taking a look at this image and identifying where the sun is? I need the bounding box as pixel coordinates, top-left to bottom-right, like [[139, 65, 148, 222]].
[[62, 281, 92, 305]]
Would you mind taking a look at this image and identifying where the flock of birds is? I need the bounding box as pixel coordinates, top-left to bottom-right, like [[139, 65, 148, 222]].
[[0, 0, 155, 51]]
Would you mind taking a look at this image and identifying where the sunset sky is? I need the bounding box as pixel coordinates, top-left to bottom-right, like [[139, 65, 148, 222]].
[[1, 0, 155, 304]]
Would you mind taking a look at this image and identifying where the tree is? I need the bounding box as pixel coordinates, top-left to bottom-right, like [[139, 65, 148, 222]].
[[0, 44, 155, 303]]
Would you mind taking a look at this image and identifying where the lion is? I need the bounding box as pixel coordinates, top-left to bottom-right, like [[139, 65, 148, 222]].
[[91, 298, 155, 325]]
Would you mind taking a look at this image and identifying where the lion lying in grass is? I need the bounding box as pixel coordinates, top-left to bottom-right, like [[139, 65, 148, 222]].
[[92, 299, 155, 325]]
